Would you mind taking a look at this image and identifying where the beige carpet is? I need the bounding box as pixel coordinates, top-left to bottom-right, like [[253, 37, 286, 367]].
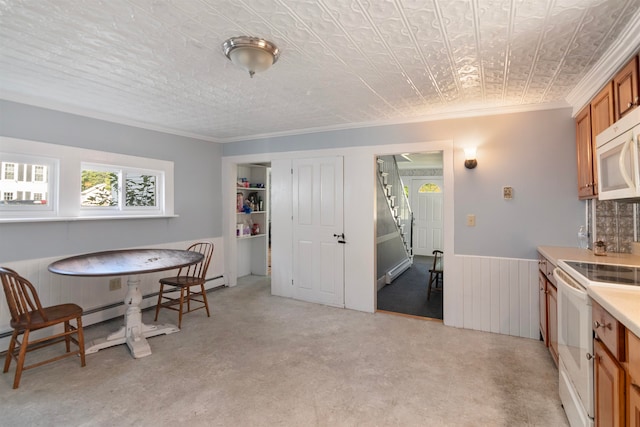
[[1, 275, 568, 426]]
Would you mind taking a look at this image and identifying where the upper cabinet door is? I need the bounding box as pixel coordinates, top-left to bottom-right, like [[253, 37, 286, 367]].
[[613, 55, 639, 120], [591, 82, 614, 141], [575, 105, 596, 199]]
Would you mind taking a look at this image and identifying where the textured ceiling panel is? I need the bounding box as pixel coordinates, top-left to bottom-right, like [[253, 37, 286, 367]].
[[0, 0, 638, 142]]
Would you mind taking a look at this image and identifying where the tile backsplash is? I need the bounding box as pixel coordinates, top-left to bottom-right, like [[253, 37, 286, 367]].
[[593, 199, 639, 253]]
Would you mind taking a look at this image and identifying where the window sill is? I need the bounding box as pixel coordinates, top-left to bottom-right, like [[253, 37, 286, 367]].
[[0, 214, 179, 223]]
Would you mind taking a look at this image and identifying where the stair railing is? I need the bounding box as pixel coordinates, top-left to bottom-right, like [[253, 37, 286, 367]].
[[377, 155, 413, 257]]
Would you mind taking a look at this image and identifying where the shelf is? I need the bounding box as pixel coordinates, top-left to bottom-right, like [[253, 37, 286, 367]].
[[237, 210, 266, 214], [237, 186, 266, 191], [237, 233, 267, 240]]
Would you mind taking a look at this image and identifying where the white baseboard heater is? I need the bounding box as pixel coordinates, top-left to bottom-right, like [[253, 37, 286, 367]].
[[385, 258, 412, 285]]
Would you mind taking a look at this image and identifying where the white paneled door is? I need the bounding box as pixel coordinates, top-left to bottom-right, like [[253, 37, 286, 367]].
[[292, 157, 345, 307], [411, 178, 444, 256]]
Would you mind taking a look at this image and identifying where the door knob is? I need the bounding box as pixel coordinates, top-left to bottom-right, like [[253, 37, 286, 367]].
[[333, 233, 346, 244]]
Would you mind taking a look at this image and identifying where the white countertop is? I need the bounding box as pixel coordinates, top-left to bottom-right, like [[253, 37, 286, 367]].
[[537, 245, 640, 267], [537, 246, 640, 339], [589, 286, 640, 338]]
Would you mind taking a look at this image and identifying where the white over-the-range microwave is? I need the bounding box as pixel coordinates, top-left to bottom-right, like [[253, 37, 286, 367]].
[[596, 108, 640, 200]]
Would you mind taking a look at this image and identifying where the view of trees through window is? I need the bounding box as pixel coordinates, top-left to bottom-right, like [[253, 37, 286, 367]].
[[81, 168, 157, 208]]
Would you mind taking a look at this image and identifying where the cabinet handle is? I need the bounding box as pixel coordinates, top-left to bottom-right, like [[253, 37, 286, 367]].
[[632, 382, 640, 391], [593, 320, 611, 330], [586, 353, 594, 360]]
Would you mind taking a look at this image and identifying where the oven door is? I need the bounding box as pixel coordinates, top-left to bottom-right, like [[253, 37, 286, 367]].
[[556, 268, 594, 420]]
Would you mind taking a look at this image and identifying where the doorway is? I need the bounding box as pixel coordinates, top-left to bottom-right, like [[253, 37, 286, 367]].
[[376, 151, 444, 320]]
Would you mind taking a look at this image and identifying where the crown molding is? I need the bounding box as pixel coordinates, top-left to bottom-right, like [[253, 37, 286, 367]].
[[565, 8, 640, 117], [0, 91, 221, 143], [216, 101, 570, 143], [2, 90, 569, 144]]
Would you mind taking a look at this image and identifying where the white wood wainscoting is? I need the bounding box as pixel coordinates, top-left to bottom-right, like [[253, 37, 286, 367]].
[[0, 237, 225, 350], [448, 255, 539, 340]]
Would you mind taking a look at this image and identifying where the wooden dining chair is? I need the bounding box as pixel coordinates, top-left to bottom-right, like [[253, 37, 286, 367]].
[[154, 242, 214, 329], [427, 250, 444, 301], [0, 267, 86, 389]]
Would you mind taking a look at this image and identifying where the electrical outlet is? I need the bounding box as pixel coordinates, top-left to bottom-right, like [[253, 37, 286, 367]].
[[109, 278, 122, 291], [466, 214, 476, 227]]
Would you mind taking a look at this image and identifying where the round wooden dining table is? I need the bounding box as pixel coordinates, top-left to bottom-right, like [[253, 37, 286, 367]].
[[48, 249, 204, 359]]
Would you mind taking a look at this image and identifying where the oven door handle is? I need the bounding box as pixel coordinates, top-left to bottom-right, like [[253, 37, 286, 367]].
[[554, 268, 589, 301]]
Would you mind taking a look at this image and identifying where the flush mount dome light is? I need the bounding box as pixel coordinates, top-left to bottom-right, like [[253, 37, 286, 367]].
[[222, 36, 279, 78]]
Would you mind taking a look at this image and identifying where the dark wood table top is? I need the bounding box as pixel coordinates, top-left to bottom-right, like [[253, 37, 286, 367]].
[[48, 249, 204, 277]]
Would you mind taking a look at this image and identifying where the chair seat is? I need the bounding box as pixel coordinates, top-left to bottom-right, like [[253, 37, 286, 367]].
[[10, 303, 84, 331], [159, 276, 204, 287]]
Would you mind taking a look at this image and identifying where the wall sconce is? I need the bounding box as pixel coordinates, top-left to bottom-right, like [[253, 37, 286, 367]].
[[464, 148, 478, 169]]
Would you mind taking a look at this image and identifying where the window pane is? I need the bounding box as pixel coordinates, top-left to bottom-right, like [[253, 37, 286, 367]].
[[418, 183, 442, 193], [125, 173, 157, 207], [0, 161, 50, 207], [4, 163, 15, 180], [81, 169, 119, 207]]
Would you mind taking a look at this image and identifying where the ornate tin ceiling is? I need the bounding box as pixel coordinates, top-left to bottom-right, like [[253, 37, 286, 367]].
[[0, 0, 638, 142]]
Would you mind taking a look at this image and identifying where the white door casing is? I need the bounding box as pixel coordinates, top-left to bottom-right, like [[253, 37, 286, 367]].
[[411, 178, 444, 256], [292, 156, 345, 307]]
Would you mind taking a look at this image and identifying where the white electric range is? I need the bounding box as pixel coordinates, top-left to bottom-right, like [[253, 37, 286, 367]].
[[555, 259, 640, 427]]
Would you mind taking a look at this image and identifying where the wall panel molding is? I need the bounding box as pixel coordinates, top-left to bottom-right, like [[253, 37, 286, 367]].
[[453, 255, 539, 340]]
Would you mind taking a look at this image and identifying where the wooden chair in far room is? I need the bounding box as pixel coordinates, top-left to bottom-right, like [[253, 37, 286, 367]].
[[154, 242, 214, 329], [0, 267, 86, 389], [427, 250, 444, 301]]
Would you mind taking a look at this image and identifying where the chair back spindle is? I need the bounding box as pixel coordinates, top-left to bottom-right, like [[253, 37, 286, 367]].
[[0, 267, 47, 325]]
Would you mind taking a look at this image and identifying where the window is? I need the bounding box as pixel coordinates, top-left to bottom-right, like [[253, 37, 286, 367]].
[[81, 163, 162, 212], [3, 163, 15, 180], [0, 155, 55, 212], [418, 183, 442, 193], [34, 165, 45, 182], [1, 137, 174, 221]]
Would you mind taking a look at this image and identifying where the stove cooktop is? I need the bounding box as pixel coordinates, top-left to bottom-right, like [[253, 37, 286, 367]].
[[563, 261, 640, 286]]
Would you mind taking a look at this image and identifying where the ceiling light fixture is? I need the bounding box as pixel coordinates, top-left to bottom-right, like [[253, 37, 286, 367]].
[[222, 36, 279, 78]]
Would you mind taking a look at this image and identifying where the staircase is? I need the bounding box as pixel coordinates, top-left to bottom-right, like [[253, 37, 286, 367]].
[[377, 155, 413, 284]]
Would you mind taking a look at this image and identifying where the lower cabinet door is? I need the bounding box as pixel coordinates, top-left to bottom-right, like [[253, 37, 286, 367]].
[[594, 339, 625, 427], [547, 283, 558, 366], [630, 379, 640, 427]]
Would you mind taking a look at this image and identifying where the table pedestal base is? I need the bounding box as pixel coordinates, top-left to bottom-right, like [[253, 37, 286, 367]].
[[85, 275, 179, 358]]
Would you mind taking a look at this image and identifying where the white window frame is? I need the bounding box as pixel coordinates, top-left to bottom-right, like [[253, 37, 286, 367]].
[[0, 153, 58, 216], [80, 162, 164, 215], [0, 137, 174, 222]]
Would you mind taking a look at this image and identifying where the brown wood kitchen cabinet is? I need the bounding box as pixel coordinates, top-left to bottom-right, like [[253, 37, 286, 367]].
[[576, 104, 597, 199], [538, 253, 558, 367], [573, 54, 639, 200], [539, 270, 548, 346], [613, 55, 639, 120], [591, 82, 615, 146], [594, 339, 625, 427], [591, 300, 640, 427], [628, 330, 640, 427], [547, 281, 559, 366]]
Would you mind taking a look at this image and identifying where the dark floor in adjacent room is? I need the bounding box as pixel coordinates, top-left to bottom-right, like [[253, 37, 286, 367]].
[[377, 255, 443, 319]]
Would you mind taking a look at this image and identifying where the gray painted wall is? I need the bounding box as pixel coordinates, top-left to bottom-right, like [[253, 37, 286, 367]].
[[223, 108, 584, 259], [0, 100, 222, 263]]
